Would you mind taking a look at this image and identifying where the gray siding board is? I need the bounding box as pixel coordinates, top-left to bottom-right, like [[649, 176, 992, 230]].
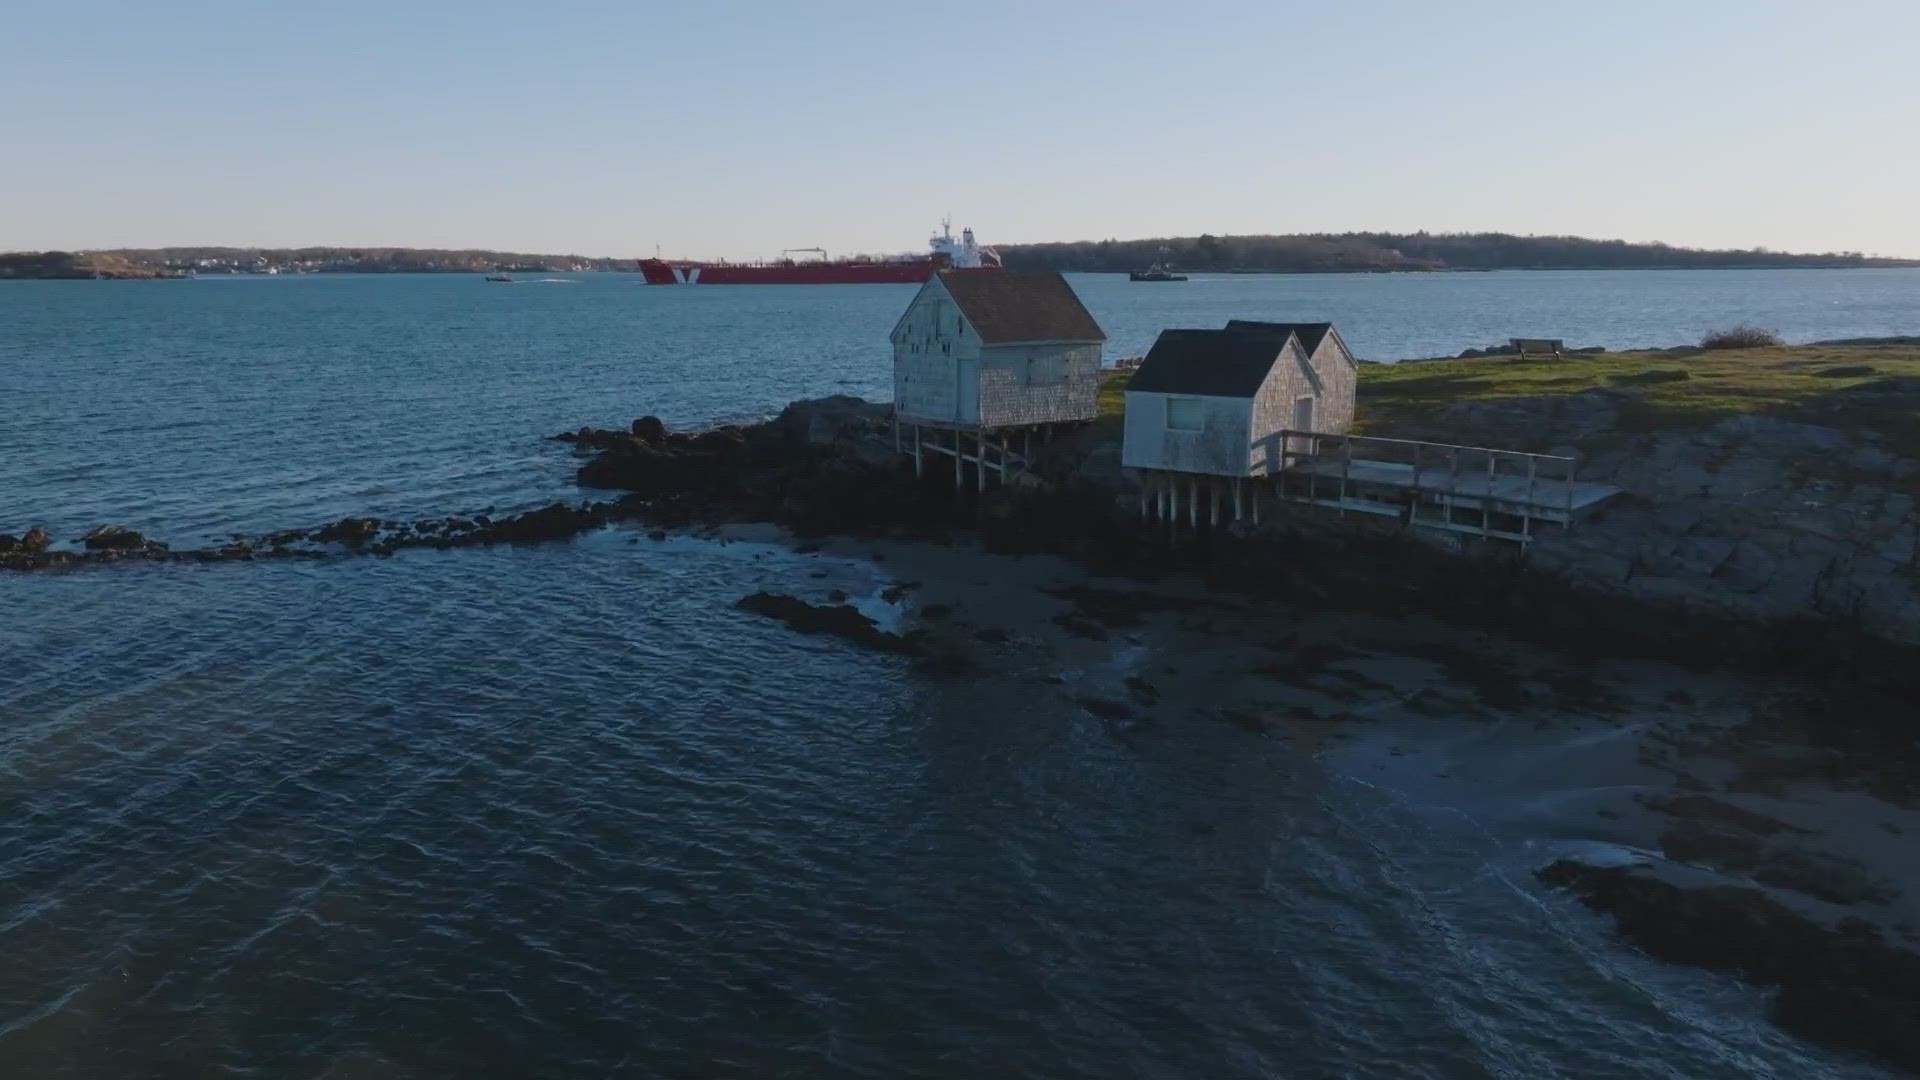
[[977, 343, 1102, 428], [1124, 334, 1358, 477], [894, 278, 1102, 428]]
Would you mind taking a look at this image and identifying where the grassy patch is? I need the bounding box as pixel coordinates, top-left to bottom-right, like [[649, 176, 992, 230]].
[[1102, 346, 1920, 456], [1354, 345, 1920, 452], [1098, 367, 1130, 419]]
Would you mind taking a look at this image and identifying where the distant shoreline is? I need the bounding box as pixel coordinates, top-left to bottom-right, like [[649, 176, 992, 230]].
[[1098, 263, 1920, 276], [5, 230, 1916, 280], [8, 264, 1920, 282]]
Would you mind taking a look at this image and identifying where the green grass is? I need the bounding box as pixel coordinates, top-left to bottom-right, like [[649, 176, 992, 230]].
[[1105, 346, 1920, 457], [1356, 345, 1920, 454], [1098, 367, 1130, 418]]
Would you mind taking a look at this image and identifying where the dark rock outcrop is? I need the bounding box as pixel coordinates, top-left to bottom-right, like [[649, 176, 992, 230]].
[[82, 525, 152, 550], [564, 397, 936, 540], [22, 527, 52, 554], [314, 517, 382, 544], [578, 443, 745, 499], [734, 591, 918, 655], [471, 502, 604, 543], [630, 416, 668, 443], [1080, 698, 1136, 721], [1539, 859, 1920, 1073]]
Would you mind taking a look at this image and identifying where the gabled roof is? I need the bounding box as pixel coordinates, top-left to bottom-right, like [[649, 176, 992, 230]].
[[1126, 328, 1300, 397], [1224, 320, 1335, 356], [939, 269, 1105, 345]]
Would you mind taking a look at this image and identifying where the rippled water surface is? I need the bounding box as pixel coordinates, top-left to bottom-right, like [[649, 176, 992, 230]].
[[4, 272, 1916, 1077]]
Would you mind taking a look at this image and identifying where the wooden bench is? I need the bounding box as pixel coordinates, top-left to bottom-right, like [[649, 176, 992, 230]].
[[1510, 337, 1565, 361]]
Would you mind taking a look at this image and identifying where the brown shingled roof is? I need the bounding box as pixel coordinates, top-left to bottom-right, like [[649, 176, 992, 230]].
[[940, 270, 1106, 345]]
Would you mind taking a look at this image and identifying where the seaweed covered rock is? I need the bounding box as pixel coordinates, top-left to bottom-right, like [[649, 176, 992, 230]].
[[473, 503, 604, 543], [82, 525, 151, 550], [734, 591, 918, 655], [314, 517, 382, 543], [1539, 859, 1920, 1073]]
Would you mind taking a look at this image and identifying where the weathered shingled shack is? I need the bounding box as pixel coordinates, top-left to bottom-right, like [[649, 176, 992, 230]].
[[1122, 321, 1358, 474], [892, 269, 1107, 487]]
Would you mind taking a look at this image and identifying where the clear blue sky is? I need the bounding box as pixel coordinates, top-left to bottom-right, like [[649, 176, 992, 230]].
[[4, 1, 1914, 258]]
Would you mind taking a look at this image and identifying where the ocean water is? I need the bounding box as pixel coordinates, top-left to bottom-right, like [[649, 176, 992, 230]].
[[3, 271, 1916, 1077]]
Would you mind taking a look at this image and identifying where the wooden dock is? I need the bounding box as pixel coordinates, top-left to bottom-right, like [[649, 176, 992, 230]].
[[1275, 430, 1619, 543]]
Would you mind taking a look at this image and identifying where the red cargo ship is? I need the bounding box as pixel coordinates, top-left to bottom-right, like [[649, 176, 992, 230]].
[[639, 222, 999, 285]]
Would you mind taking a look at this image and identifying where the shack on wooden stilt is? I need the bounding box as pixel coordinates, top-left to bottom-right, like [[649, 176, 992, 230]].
[[1121, 321, 1359, 526], [1119, 319, 1620, 541], [891, 269, 1106, 489]]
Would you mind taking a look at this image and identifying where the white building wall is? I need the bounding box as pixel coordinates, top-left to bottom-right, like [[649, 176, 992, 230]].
[[893, 276, 1103, 429], [1121, 390, 1255, 476], [1119, 332, 1361, 479], [892, 279, 985, 425]]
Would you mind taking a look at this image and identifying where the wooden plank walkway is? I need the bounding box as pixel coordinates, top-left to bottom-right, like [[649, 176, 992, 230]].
[[1274, 430, 1620, 543]]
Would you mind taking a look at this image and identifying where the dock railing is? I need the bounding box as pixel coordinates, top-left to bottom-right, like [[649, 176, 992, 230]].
[[1274, 430, 1587, 543]]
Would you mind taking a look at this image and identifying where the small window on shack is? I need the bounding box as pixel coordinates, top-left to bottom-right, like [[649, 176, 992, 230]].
[[1165, 397, 1205, 432]]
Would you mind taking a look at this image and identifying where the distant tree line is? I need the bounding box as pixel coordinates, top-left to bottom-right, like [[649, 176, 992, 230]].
[[0, 251, 181, 279], [99, 247, 634, 274], [996, 232, 1914, 273]]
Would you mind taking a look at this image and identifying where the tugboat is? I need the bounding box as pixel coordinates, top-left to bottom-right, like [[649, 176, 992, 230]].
[[484, 273, 515, 283], [1129, 263, 1188, 282]]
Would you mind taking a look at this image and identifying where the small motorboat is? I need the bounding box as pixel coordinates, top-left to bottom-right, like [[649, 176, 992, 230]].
[[484, 273, 515, 283]]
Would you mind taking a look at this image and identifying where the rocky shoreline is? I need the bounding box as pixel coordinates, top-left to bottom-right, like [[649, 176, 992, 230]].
[[1540, 859, 1920, 1073], [10, 390, 1920, 1071]]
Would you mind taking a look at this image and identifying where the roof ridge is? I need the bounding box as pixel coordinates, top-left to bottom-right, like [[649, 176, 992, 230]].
[[936, 270, 1106, 345]]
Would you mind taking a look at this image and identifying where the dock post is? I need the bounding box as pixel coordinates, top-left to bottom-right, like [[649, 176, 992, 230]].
[[1450, 448, 1461, 529], [954, 428, 962, 489], [1483, 452, 1495, 537], [1524, 456, 1538, 541], [1340, 436, 1352, 517], [913, 425, 924, 477], [1567, 453, 1577, 523], [1410, 443, 1423, 528], [1233, 477, 1244, 522], [1189, 477, 1198, 528], [977, 432, 987, 493]]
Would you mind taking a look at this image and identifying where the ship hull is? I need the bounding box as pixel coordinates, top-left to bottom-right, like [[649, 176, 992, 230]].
[[640, 259, 956, 285]]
